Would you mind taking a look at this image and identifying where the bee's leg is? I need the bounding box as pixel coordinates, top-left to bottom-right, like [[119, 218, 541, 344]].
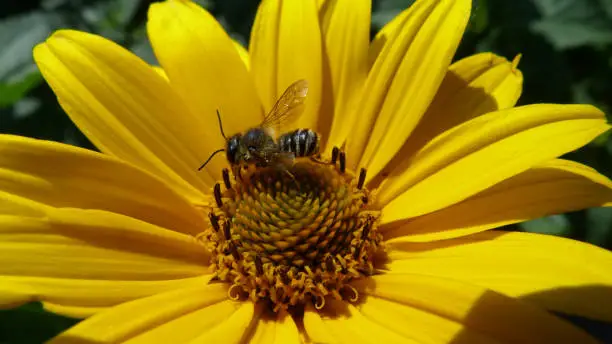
[[310, 147, 340, 165], [274, 161, 298, 187], [283, 169, 298, 187], [309, 155, 328, 165], [232, 165, 243, 182]]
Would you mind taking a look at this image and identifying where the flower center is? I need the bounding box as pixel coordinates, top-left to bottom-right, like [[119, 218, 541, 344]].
[[200, 150, 382, 312]]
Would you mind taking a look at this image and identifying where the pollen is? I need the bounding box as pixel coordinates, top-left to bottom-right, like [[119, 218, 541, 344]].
[[200, 152, 382, 312]]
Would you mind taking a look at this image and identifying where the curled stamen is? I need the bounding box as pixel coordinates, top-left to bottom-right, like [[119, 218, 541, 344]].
[[331, 147, 339, 164], [222, 168, 232, 190], [208, 212, 220, 232], [223, 221, 231, 241], [228, 284, 243, 301], [314, 295, 326, 310], [229, 242, 241, 260], [357, 168, 366, 190], [214, 183, 223, 207], [339, 152, 346, 174], [343, 285, 360, 302]]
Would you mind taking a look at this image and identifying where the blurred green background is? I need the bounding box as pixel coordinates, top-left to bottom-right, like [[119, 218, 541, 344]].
[[1, 0, 612, 342]]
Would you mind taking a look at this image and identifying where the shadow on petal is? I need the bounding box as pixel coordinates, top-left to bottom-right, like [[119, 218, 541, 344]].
[[340, 267, 610, 343], [449, 285, 612, 344], [42, 337, 105, 344], [522, 286, 612, 341], [521, 285, 612, 322], [556, 311, 612, 344], [444, 287, 605, 343]]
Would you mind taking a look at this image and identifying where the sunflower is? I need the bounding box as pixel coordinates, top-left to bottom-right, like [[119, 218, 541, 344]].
[[2, 0, 612, 342]]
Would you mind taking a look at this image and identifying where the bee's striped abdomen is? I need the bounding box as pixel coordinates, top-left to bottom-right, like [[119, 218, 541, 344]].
[[278, 129, 319, 157]]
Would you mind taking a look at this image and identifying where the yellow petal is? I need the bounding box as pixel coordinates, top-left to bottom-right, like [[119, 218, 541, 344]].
[[303, 303, 339, 343], [367, 7, 411, 68], [249, 0, 323, 131], [147, 0, 263, 179], [189, 302, 258, 344], [1, 208, 207, 278], [247, 309, 301, 344], [0, 276, 209, 318], [234, 40, 250, 70], [353, 273, 598, 343], [385, 230, 612, 322], [124, 301, 242, 343], [317, 0, 327, 11], [152, 66, 168, 80], [0, 201, 209, 311], [33, 30, 215, 197], [437, 52, 520, 109], [42, 303, 107, 318], [49, 284, 230, 343], [382, 159, 612, 241], [372, 52, 523, 183], [303, 300, 416, 344], [0, 280, 34, 310], [0, 187, 46, 217], [357, 295, 493, 343], [320, 0, 370, 150], [249, 0, 281, 113], [0, 135, 207, 235], [0, 196, 208, 300], [379, 104, 609, 222], [347, 0, 471, 174]]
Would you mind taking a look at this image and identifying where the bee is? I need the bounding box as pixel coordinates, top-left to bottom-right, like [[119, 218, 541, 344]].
[[198, 79, 319, 176]]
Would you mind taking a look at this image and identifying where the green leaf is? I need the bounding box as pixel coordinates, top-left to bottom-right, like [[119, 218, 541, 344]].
[[372, 0, 486, 33], [112, 0, 141, 27], [41, 0, 69, 10], [531, 0, 612, 49], [130, 32, 158, 65], [0, 11, 63, 81], [0, 11, 63, 107], [83, 0, 141, 31], [467, 0, 489, 33], [520, 214, 573, 237], [0, 69, 43, 109], [192, 0, 212, 8], [586, 207, 612, 247], [371, 0, 416, 29]]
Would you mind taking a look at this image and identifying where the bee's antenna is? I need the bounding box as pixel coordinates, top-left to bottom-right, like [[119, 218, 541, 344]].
[[216, 109, 227, 140], [198, 149, 225, 171]]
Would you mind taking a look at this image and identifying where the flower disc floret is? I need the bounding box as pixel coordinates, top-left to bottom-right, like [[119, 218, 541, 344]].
[[202, 157, 381, 312]]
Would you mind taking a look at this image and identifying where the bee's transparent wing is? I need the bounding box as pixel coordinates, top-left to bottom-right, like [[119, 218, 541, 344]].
[[260, 79, 309, 132]]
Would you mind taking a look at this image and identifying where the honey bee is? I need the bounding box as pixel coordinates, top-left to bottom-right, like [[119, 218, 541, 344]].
[[198, 79, 320, 176]]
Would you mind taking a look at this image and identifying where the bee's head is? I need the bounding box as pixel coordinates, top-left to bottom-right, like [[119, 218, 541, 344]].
[[226, 134, 242, 165]]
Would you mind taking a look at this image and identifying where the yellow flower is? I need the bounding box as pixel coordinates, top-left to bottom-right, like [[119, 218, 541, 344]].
[[1, 0, 611, 342]]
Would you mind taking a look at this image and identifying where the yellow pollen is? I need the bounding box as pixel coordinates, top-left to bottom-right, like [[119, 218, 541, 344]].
[[200, 154, 382, 312]]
